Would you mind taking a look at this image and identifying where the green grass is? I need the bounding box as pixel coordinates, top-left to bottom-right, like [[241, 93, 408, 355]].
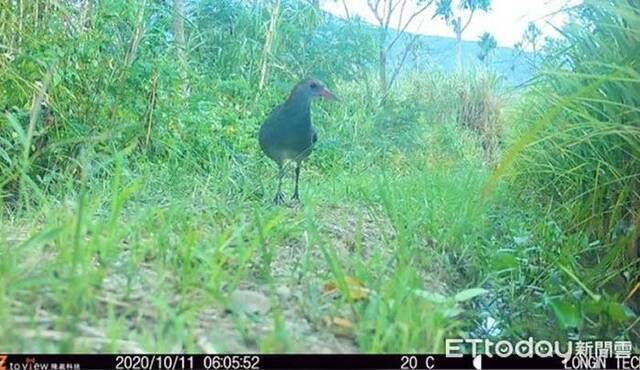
[[0, 112, 493, 352], [3, 98, 633, 351], [1, 0, 638, 354]]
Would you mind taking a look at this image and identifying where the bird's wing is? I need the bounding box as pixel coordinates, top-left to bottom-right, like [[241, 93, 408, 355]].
[[263, 104, 284, 126]]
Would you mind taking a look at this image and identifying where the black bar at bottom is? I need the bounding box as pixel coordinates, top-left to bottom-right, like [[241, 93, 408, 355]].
[[0, 354, 630, 369]]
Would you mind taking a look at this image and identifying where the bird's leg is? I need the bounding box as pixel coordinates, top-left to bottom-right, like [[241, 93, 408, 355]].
[[274, 163, 285, 205], [292, 161, 301, 202]]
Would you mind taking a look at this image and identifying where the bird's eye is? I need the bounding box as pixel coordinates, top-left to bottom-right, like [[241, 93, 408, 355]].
[[310, 82, 318, 89]]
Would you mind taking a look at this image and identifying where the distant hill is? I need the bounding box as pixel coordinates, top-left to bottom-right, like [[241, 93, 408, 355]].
[[388, 31, 536, 86], [320, 13, 536, 86]]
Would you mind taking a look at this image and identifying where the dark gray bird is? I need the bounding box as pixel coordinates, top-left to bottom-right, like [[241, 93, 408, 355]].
[[259, 79, 337, 204]]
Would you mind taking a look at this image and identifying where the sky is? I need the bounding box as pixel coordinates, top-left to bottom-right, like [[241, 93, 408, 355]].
[[319, 0, 582, 49]]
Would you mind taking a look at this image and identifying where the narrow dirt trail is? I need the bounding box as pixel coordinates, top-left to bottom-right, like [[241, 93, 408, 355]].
[[5, 204, 427, 352]]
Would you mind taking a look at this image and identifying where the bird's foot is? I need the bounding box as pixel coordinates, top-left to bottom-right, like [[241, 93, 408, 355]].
[[291, 192, 300, 203], [273, 192, 285, 205]]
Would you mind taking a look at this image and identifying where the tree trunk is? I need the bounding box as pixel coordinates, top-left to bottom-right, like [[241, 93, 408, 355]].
[[377, 21, 389, 101], [80, 0, 93, 32], [455, 17, 463, 71], [259, 0, 281, 91], [379, 48, 387, 97], [118, 0, 147, 81], [144, 71, 159, 148], [341, 0, 351, 18], [174, 0, 189, 97], [532, 44, 537, 69]]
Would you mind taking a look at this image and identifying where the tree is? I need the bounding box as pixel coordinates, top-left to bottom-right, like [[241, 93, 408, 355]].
[[523, 22, 541, 68], [434, 0, 491, 70], [510, 41, 524, 71], [174, 0, 189, 97], [119, 0, 148, 81], [510, 22, 542, 70], [258, 0, 281, 91], [364, 0, 435, 102], [477, 31, 496, 65], [341, 0, 351, 19]]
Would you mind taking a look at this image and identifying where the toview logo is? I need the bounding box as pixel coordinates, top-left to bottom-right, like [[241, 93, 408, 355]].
[[2, 357, 49, 370]]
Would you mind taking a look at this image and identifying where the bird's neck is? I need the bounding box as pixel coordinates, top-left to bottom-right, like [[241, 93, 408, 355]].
[[285, 94, 312, 123]]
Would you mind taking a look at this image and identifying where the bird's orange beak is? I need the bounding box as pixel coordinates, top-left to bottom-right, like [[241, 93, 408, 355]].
[[320, 87, 339, 101]]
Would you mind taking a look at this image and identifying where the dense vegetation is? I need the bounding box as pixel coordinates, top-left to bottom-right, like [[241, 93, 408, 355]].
[[0, 0, 638, 353]]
